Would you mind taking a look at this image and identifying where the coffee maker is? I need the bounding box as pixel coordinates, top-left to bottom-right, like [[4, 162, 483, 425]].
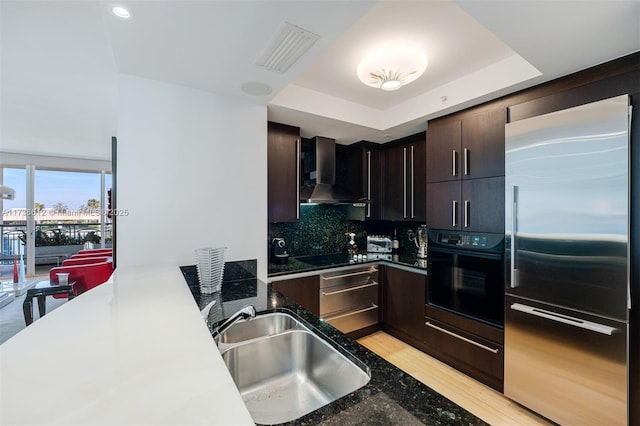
[[270, 238, 289, 265]]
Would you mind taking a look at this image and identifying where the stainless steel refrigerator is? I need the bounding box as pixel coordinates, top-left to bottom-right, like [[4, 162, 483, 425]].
[[504, 94, 631, 425]]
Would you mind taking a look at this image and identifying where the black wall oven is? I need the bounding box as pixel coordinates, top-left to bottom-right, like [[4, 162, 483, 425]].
[[427, 230, 505, 327]]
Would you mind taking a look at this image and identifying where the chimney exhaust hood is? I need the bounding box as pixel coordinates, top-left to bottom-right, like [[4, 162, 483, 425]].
[[299, 137, 365, 205]]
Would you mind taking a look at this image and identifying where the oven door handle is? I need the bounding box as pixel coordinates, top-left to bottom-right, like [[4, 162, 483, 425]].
[[427, 246, 503, 260]]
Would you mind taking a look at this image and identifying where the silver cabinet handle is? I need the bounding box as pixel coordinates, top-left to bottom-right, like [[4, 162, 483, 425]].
[[411, 145, 415, 218], [296, 138, 300, 219], [510, 303, 617, 335], [463, 148, 469, 176], [452, 200, 458, 227], [321, 282, 378, 296], [366, 151, 371, 218], [325, 303, 378, 321], [321, 268, 377, 281], [510, 185, 518, 288], [425, 322, 499, 354], [452, 150, 457, 177], [403, 147, 408, 218], [464, 200, 470, 228]]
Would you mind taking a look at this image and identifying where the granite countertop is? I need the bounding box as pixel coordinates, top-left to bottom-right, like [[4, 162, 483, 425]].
[[181, 265, 484, 426], [268, 252, 428, 277]]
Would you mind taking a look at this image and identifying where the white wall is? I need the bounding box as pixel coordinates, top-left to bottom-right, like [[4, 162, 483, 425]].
[[116, 75, 268, 280], [0, 1, 117, 160]]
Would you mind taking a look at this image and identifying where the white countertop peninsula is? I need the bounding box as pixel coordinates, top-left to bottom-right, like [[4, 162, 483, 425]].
[[0, 265, 253, 425]]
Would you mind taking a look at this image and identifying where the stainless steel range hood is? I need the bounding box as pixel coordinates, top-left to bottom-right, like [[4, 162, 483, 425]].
[[300, 136, 365, 205]]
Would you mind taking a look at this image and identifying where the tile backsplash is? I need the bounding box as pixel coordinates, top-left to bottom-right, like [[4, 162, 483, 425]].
[[268, 204, 425, 258], [269, 204, 364, 256]]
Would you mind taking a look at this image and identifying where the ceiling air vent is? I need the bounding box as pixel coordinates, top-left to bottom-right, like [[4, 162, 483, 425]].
[[256, 22, 320, 74]]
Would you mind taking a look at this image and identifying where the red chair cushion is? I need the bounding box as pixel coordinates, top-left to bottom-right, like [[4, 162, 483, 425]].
[[72, 252, 112, 259], [49, 261, 114, 298], [62, 256, 111, 266], [77, 249, 112, 255]]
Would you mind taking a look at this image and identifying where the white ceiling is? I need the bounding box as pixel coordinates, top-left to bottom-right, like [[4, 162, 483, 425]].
[[1, 0, 639, 151]]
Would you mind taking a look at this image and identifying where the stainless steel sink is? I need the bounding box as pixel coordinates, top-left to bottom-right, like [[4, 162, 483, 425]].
[[218, 312, 370, 424], [216, 312, 303, 344]]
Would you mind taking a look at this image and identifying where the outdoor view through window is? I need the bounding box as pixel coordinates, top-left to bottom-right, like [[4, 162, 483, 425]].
[[1, 168, 112, 278]]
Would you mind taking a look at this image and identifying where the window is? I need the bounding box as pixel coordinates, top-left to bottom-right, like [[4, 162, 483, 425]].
[[1, 166, 112, 278]]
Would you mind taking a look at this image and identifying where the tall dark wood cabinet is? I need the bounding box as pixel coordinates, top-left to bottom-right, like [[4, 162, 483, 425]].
[[383, 145, 405, 220], [382, 266, 426, 347], [426, 109, 505, 232], [382, 133, 426, 221], [365, 148, 383, 220], [345, 142, 383, 220], [268, 122, 300, 223]]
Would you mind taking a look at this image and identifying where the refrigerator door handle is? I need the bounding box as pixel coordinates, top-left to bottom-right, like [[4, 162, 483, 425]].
[[510, 303, 617, 335], [510, 185, 518, 288]]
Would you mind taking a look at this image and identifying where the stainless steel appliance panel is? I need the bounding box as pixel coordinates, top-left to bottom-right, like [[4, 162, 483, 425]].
[[505, 295, 627, 425], [324, 304, 379, 334], [320, 281, 378, 316], [505, 94, 630, 320], [504, 95, 630, 425], [320, 266, 379, 333]]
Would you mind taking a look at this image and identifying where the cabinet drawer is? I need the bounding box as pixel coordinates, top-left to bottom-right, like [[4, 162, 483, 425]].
[[320, 281, 378, 316], [423, 318, 503, 391], [325, 304, 379, 334], [320, 266, 378, 288]]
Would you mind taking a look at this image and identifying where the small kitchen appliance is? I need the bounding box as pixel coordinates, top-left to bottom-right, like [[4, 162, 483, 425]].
[[270, 238, 289, 265], [413, 225, 428, 259], [366, 235, 392, 253]]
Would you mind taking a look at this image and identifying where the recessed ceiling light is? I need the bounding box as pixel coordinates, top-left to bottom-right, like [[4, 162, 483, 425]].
[[112, 6, 131, 19], [241, 81, 273, 97]]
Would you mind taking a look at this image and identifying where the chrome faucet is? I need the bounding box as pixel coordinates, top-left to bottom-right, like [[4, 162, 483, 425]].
[[211, 305, 256, 340]]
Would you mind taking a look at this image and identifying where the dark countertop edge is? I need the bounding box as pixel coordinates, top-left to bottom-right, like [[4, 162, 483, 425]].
[[268, 257, 428, 280]]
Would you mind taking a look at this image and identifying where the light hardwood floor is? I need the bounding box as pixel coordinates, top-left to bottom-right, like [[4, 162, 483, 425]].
[[358, 331, 552, 426]]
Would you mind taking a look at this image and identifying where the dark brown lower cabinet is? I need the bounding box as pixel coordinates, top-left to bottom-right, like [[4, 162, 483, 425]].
[[423, 304, 504, 391], [271, 276, 319, 316], [382, 266, 426, 347]]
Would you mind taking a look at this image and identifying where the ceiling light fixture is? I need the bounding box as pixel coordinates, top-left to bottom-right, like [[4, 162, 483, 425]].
[[112, 6, 131, 19], [357, 44, 427, 91]]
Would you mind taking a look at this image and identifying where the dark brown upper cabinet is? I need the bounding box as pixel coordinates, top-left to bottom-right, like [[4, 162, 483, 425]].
[[426, 108, 505, 233], [344, 142, 383, 220], [268, 121, 300, 223], [382, 133, 426, 221], [426, 109, 506, 183], [426, 175, 504, 233]]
